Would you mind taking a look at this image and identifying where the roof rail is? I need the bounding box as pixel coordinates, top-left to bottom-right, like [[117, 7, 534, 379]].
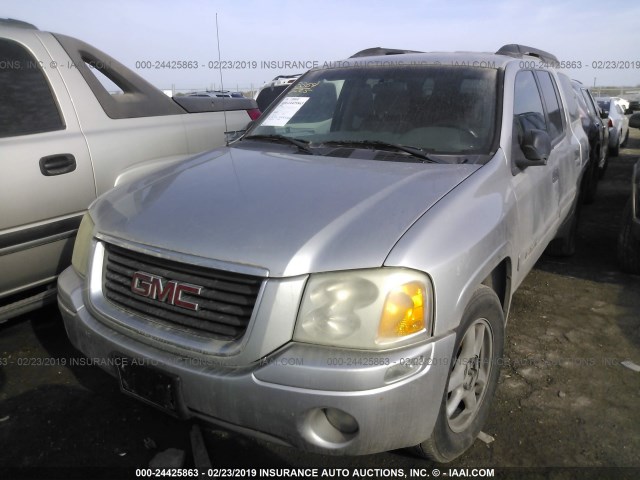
[[0, 18, 38, 30], [496, 44, 558, 65], [350, 47, 423, 58]]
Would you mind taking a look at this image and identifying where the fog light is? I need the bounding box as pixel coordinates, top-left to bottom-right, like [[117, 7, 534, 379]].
[[323, 408, 359, 434]]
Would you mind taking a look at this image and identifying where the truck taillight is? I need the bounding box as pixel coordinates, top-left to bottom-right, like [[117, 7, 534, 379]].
[[247, 108, 261, 120], [608, 118, 613, 128]]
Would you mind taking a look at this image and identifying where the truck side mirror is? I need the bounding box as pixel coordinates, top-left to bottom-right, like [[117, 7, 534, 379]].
[[629, 113, 640, 129], [599, 109, 609, 120], [516, 128, 551, 169]]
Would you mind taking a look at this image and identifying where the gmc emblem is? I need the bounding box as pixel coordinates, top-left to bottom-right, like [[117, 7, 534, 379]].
[[130, 271, 203, 311]]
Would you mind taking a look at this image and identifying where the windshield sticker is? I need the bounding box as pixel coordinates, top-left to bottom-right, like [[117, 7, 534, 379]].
[[291, 82, 320, 94], [261, 97, 310, 126]]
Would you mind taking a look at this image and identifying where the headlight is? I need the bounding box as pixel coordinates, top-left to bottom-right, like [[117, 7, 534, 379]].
[[294, 268, 432, 349], [71, 213, 95, 277]]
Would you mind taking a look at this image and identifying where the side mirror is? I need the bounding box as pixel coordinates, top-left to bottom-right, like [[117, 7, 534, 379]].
[[517, 128, 551, 169], [599, 109, 609, 120], [629, 113, 640, 129]]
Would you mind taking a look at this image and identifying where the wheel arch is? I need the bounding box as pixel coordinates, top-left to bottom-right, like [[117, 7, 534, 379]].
[[480, 257, 512, 320]]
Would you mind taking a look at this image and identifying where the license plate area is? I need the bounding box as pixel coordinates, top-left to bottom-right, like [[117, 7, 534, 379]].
[[115, 356, 184, 417]]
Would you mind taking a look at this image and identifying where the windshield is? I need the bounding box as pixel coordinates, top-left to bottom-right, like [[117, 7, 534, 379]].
[[247, 65, 499, 156]]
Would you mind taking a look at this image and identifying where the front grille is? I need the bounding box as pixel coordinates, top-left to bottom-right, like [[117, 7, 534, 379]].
[[102, 244, 262, 340]]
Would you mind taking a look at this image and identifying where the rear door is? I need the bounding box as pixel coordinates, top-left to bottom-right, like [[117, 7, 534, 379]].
[[0, 34, 95, 301], [549, 72, 583, 220]]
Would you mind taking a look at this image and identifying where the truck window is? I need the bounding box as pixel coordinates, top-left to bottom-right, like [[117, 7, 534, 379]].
[[253, 66, 498, 156], [0, 38, 64, 138], [536, 71, 565, 141], [53, 34, 184, 119], [557, 74, 580, 123], [513, 71, 546, 130], [580, 89, 597, 117]]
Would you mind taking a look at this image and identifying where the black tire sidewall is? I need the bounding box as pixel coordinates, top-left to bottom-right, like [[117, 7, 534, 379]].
[[618, 198, 640, 274], [426, 286, 505, 462]]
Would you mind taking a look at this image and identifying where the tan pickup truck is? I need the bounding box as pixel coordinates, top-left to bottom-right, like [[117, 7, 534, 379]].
[[0, 19, 260, 321]]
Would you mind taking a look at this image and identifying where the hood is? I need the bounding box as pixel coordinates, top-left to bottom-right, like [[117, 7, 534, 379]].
[[93, 147, 480, 277]]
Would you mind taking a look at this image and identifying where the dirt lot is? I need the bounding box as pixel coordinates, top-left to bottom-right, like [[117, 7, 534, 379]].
[[1, 131, 639, 479]]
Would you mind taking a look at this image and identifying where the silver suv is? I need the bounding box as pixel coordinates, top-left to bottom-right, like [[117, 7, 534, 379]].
[[58, 44, 588, 461]]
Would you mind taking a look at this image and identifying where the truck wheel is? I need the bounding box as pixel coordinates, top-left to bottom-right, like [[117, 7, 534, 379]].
[[547, 188, 582, 257], [412, 286, 504, 463], [609, 130, 620, 157], [582, 153, 599, 205], [621, 129, 629, 148], [617, 199, 640, 274]]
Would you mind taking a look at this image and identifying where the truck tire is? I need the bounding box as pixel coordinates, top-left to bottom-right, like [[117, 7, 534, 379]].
[[621, 129, 629, 148], [617, 199, 640, 274], [547, 189, 581, 256], [609, 130, 620, 157], [582, 152, 599, 205], [412, 286, 504, 463]]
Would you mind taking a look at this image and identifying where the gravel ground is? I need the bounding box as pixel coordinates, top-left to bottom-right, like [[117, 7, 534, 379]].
[[1, 131, 639, 480]]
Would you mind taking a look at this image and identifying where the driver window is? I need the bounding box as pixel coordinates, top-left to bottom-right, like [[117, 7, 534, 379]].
[[512, 70, 546, 164]]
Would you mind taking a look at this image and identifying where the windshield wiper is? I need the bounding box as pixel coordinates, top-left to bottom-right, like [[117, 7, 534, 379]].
[[319, 140, 443, 163], [243, 134, 314, 154]]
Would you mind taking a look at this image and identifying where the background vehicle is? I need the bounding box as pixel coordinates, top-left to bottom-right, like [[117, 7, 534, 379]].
[[567, 78, 608, 201], [254, 74, 301, 111], [611, 96, 630, 112], [187, 90, 245, 98], [58, 44, 588, 463], [597, 96, 629, 156], [627, 99, 640, 113], [0, 19, 259, 322], [618, 114, 640, 274]]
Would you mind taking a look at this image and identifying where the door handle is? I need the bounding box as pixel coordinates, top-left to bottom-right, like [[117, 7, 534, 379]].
[[39, 154, 76, 176]]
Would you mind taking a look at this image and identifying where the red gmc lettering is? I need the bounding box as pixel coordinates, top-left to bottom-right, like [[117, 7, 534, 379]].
[[130, 271, 202, 311]]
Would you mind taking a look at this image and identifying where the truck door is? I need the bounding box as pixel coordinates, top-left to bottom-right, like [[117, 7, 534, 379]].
[[510, 70, 561, 276], [536, 71, 580, 223], [0, 36, 95, 302]]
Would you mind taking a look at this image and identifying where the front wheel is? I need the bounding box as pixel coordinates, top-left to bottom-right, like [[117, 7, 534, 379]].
[[413, 286, 505, 462]]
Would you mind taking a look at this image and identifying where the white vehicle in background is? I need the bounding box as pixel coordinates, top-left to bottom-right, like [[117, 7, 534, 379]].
[[254, 74, 302, 111], [611, 96, 630, 112], [265, 74, 302, 87], [597, 97, 630, 157], [187, 90, 245, 98]]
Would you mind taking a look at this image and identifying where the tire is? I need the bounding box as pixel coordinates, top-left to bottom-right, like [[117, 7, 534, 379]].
[[609, 129, 621, 157], [582, 152, 599, 205], [617, 199, 640, 274], [621, 129, 629, 148], [412, 286, 504, 463], [547, 189, 581, 257]]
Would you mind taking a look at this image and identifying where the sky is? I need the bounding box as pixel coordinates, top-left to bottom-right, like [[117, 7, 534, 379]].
[[3, 0, 640, 94]]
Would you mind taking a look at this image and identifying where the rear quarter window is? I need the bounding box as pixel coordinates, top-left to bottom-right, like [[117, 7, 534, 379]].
[[0, 38, 64, 137]]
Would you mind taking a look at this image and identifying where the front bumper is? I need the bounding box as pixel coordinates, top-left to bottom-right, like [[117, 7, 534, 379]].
[[58, 266, 455, 455]]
